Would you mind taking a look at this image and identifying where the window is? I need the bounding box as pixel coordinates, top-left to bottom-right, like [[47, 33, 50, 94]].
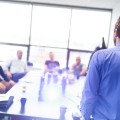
[[31, 5, 71, 48], [0, 44, 27, 62], [0, 1, 112, 69], [29, 46, 67, 69], [0, 2, 32, 44], [69, 9, 111, 50], [68, 51, 91, 68]]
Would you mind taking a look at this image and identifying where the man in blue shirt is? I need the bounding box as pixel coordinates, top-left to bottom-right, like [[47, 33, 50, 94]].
[[44, 51, 60, 73], [44, 51, 60, 84], [80, 16, 120, 120]]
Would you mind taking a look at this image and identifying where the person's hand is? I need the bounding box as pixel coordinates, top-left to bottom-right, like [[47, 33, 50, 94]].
[[6, 71, 12, 78], [53, 67, 59, 72], [9, 80, 16, 86]]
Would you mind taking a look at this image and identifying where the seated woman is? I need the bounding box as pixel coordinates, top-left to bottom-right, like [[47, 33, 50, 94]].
[[0, 66, 15, 93], [71, 56, 87, 79]]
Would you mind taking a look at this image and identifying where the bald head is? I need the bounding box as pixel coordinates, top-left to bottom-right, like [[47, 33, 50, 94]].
[[76, 56, 81, 65], [49, 51, 54, 61], [17, 50, 23, 60]]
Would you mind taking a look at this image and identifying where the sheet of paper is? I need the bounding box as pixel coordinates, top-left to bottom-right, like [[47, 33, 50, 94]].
[[0, 94, 9, 102]]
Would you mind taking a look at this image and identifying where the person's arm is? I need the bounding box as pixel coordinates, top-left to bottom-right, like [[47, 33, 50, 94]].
[[5, 71, 12, 78], [0, 66, 10, 82], [71, 63, 77, 70], [80, 64, 87, 76], [54, 61, 60, 72], [80, 51, 102, 119], [69, 64, 76, 73], [4, 60, 12, 78], [44, 64, 49, 72], [44, 60, 49, 72]]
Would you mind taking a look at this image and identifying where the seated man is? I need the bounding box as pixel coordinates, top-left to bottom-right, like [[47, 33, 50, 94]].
[[0, 66, 15, 93], [4, 50, 28, 83], [44, 51, 60, 84], [39, 52, 67, 101], [71, 56, 87, 79]]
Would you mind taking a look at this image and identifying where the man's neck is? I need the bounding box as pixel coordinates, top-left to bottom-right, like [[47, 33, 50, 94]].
[[116, 37, 120, 44]]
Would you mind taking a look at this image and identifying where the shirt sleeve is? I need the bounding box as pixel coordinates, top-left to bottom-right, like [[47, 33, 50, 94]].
[[4, 59, 12, 71], [56, 61, 60, 66], [80, 51, 102, 119], [0, 66, 10, 82], [45, 60, 48, 65]]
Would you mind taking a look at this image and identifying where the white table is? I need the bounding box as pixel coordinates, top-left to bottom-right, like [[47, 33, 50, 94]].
[[0, 70, 86, 120]]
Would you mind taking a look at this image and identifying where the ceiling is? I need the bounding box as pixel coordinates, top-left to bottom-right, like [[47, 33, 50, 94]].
[[10, 0, 120, 9]]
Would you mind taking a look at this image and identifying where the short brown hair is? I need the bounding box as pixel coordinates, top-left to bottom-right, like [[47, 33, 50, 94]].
[[115, 17, 120, 38]]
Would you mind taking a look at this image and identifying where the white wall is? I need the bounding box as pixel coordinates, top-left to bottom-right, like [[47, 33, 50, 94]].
[[10, 0, 117, 9], [11, 0, 90, 6], [108, 2, 120, 48]]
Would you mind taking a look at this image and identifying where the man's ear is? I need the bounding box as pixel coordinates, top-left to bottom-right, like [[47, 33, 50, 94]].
[[113, 29, 117, 45], [114, 29, 118, 37]]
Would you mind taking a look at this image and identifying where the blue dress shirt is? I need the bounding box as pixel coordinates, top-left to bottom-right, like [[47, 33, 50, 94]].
[[80, 43, 120, 120]]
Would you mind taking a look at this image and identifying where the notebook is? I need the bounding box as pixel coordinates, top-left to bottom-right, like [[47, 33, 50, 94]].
[[0, 96, 14, 112]]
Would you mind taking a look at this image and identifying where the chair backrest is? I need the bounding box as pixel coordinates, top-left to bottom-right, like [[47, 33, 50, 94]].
[[27, 61, 33, 66]]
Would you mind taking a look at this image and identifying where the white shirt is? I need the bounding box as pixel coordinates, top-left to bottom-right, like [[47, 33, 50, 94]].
[[6, 58, 27, 74]]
